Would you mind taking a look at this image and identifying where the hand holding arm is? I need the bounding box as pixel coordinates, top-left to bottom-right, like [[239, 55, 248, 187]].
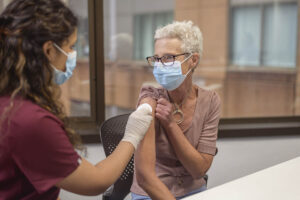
[[155, 98, 175, 129]]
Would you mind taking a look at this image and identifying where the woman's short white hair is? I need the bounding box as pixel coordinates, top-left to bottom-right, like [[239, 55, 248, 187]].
[[154, 20, 203, 58]]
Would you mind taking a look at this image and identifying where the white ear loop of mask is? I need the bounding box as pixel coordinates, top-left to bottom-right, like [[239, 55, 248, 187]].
[[182, 53, 195, 76], [53, 43, 69, 56]]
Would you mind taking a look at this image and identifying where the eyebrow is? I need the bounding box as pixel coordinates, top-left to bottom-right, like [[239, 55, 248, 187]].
[[153, 52, 180, 56]]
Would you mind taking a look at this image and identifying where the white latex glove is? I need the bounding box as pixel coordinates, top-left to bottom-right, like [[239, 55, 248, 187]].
[[121, 103, 153, 149]]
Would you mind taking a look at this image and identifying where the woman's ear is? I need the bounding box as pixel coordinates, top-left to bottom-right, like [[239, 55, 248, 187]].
[[191, 53, 200, 69], [192, 53, 200, 68], [43, 41, 55, 62]]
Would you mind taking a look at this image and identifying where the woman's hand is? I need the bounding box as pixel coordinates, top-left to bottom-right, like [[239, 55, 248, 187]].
[[155, 98, 175, 129]]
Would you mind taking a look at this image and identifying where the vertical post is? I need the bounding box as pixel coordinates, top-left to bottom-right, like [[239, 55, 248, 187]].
[[295, 0, 300, 115]]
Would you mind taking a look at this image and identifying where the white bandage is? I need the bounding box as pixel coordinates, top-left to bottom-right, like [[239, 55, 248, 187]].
[[121, 103, 153, 149]]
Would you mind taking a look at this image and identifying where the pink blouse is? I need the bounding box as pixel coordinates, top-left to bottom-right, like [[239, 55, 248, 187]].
[[130, 85, 221, 197]]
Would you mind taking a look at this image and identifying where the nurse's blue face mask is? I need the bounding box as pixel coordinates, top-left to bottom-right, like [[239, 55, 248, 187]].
[[51, 43, 77, 85], [151, 53, 193, 91]]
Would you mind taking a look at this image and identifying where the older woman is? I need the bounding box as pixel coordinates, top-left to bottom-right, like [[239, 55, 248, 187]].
[[131, 21, 221, 200]]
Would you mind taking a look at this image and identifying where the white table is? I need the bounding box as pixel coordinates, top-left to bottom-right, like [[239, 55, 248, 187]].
[[182, 156, 300, 200]]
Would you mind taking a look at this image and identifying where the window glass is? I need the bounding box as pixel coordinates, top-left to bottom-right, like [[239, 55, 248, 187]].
[[231, 6, 261, 66], [2, 0, 300, 119], [104, 0, 174, 119], [262, 3, 298, 67], [228, 0, 299, 118], [63, 0, 91, 116], [103, 0, 299, 119], [134, 12, 173, 60], [231, 2, 298, 68]]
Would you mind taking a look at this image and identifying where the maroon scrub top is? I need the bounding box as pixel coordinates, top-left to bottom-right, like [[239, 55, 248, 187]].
[[0, 96, 81, 200]]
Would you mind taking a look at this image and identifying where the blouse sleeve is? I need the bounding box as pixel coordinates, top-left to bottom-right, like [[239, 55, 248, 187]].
[[197, 91, 221, 156], [9, 110, 81, 193], [137, 85, 165, 106]]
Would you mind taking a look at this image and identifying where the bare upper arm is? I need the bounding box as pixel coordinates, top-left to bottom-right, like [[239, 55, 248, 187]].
[[135, 98, 175, 199], [134, 97, 157, 173]]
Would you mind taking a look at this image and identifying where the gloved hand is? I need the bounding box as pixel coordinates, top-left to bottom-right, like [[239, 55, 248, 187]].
[[121, 103, 153, 149]]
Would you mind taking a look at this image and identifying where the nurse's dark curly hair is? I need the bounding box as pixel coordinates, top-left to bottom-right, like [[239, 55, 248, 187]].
[[0, 0, 82, 149]]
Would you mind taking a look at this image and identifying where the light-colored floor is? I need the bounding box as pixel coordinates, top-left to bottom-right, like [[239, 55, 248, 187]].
[[59, 135, 300, 200]]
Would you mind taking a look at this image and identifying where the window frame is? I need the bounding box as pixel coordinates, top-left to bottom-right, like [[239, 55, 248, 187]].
[[69, 0, 104, 143], [71, 0, 300, 143], [229, 1, 299, 68]]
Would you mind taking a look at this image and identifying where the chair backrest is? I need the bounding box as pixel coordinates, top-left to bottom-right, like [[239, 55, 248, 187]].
[[100, 113, 133, 200]]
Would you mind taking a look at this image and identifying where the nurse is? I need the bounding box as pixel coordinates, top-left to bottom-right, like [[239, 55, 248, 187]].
[[0, 0, 152, 199]]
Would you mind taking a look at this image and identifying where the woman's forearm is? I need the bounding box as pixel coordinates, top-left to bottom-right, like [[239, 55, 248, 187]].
[[56, 143, 134, 196], [166, 123, 212, 179], [136, 171, 175, 200]]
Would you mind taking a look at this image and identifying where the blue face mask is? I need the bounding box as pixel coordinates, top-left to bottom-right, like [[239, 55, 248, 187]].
[[51, 43, 77, 85], [153, 55, 192, 91]]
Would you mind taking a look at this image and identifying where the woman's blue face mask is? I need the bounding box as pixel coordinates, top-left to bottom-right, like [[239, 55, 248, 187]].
[[51, 43, 77, 85], [152, 54, 192, 91]]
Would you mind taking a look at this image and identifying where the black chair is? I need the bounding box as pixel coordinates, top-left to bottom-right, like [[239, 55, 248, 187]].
[[100, 113, 133, 200]]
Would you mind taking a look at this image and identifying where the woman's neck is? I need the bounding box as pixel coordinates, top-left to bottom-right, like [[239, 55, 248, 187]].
[[168, 78, 195, 105]]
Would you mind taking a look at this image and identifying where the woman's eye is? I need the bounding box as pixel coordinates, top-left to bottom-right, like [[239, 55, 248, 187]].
[[163, 55, 173, 61]]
